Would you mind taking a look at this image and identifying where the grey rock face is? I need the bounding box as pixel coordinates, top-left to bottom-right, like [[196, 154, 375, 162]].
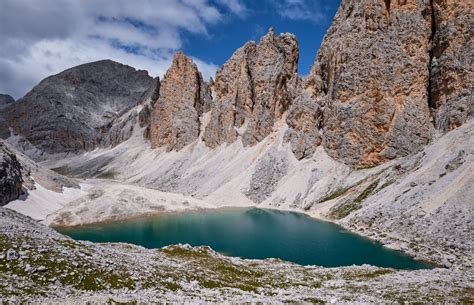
[[284, 84, 322, 160], [3, 60, 153, 154], [430, 0, 473, 132], [95, 111, 139, 148], [95, 77, 162, 148], [0, 142, 23, 206], [0, 94, 14, 139], [304, 0, 434, 168], [203, 28, 299, 148], [138, 77, 161, 140], [0, 94, 14, 107], [244, 150, 289, 203]]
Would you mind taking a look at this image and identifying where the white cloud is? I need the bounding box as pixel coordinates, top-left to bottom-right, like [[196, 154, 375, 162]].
[[0, 0, 229, 98], [273, 0, 327, 23], [216, 0, 248, 17]]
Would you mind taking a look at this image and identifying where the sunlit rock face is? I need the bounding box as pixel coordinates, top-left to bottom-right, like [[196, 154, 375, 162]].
[[203, 28, 299, 148], [148, 52, 212, 151], [303, 0, 435, 168]]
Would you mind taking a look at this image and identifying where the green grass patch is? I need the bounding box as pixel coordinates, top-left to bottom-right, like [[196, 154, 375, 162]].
[[343, 269, 394, 280], [329, 180, 379, 219], [317, 178, 370, 203]]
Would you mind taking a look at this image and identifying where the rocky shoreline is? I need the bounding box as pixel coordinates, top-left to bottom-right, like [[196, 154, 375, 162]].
[[1, 207, 473, 303], [0, 0, 472, 302]]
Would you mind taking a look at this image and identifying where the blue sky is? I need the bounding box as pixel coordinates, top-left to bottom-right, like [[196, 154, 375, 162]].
[[0, 0, 340, 98], [181, 0, 340, 77]]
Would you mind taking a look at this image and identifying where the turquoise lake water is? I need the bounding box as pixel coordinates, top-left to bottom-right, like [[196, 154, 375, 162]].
[[58, 208, 432, 269]]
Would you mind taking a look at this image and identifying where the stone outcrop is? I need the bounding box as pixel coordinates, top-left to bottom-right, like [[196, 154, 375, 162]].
[[429, 0, 473, 132], [0, 94, 14, 108], [148, 52, 211, 151], [95, 77, 162, 147], [0, 142, 23, 206], [284, 76, 323, 160], [203, 29, 299, 148], [302, 0, 435, 168], [3, 60, 153, 154], [0, 94, 15, 139]]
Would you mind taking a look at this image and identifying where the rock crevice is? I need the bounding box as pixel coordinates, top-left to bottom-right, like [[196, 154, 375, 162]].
[[428, 0, 472, 132]]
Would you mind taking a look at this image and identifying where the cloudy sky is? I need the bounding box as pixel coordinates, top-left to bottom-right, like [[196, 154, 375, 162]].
[[0, 0, 339, 99]]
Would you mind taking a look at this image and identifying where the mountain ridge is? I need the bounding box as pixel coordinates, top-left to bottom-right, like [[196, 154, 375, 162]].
[[0, 0, 472, 301], [3, 1, 470, 169]]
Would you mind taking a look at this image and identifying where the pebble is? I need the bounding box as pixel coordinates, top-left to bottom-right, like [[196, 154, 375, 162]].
[[24, 264, 34, 273], [6, 249, 18, 261], [36, 266, 48, 273]]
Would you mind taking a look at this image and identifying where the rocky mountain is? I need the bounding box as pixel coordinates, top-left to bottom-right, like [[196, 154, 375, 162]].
[[79, 1, 470, 169], [0, 0, 472, 302], [2, 1, 470, 167], [0, 94, 14, 108], [2, 60, 153, 156], [203, 29, 298, 148], [148, 52, 211, 151]]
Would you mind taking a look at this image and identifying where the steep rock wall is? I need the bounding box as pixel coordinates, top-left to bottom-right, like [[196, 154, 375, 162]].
[[148, 52, 212, 151], [304, 0, 434, 168], [429, 0, 473, 131], [0, 142, 23, 206], [203, 29, 299, 148]]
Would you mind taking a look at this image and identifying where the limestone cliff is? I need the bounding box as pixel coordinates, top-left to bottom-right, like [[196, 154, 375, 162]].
[[0, 0, 471, 169], [302, 0, 434, 168], [203, 29, 299, 148], [430, 0, 473, 132], [296, 0, 472, 168], [148, 52, 211, 151]]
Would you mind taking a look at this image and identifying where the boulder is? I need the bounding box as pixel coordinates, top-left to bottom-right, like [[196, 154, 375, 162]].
[[0, 142, 23, 205]]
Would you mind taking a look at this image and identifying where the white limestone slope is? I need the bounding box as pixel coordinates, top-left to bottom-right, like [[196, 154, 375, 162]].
[[6, 118, 474, 266], [5, 182, 87, 221], [43, 179, 215, 227]]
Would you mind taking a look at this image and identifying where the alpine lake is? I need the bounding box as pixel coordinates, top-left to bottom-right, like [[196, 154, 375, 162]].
[[58, 208, 433, 269]]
